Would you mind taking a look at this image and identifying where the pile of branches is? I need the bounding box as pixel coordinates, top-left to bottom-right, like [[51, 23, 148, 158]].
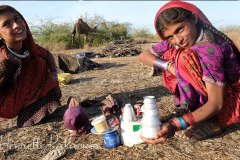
[[96, 40, 142, 58]]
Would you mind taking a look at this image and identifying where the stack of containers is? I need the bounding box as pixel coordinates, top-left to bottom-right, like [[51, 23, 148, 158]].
[[141, 96, 162, 139]]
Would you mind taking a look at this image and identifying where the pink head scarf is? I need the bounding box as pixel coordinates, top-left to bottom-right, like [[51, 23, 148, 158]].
[[154, 0, 211, 38]]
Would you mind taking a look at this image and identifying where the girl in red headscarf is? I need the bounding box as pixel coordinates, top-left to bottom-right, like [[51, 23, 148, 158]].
[[139, 1, 240, 143], [0, 5, 61, 127]]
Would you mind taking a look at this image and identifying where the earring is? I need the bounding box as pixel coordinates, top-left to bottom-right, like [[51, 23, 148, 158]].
[[174, 45, 179, 49]]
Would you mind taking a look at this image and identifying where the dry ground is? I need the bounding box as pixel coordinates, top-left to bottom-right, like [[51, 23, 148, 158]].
[[0, 44, 240, 160]]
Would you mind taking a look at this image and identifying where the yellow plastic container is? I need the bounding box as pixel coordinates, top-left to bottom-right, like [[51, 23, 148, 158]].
[[91, 115, 109, 133], [58, 73, 73, 85]]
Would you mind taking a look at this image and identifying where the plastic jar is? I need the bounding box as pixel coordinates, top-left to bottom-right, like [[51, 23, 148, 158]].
[[91, 115, 108, 133], [103, 131, 120, 148]]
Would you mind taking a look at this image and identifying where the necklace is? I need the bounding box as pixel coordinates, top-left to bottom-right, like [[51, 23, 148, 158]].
[[7, 47, 30, 59], [195, 28, 204, 44]]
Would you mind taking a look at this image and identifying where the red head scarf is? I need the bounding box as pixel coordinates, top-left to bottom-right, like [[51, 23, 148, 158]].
[[154, 0, 211, 38], [0, 5, 57, 118]]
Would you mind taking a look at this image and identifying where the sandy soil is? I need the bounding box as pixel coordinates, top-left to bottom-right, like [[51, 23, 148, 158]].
[[0, 44, 240, 160]]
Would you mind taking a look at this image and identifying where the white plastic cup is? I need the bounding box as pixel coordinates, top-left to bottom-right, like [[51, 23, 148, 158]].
[[122, 103, 136, 122], [141, 114, 160, 126], [91, 115, 108, 133], [141, 125, 160, 139], [143, 96, 157, 104]]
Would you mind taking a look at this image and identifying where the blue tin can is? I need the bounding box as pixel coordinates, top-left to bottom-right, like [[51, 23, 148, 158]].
[[103, 131, 120, 148]]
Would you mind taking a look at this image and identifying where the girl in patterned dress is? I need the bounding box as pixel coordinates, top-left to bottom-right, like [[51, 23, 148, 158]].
[[139, 1, 240, 143], [0, 5, 61, 127]]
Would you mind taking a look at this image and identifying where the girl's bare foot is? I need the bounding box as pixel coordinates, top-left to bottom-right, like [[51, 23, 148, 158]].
[[67, 96, 80, 108], [175, 129, 189, 139]]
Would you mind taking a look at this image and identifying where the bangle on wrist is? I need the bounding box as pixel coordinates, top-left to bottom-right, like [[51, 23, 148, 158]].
[[182, 112, 195, 126], [169, 117, 188, 130], [154, 58, 169, 70], [169, 118, 181, 131], [166, 61, 173, 72], [177, 117, 187, 130]]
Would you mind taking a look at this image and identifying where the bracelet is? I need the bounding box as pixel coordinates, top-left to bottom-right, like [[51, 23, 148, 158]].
[[182, 115, 189, 126], [169, 118, 181, 131], [182, 112, 195, 126], [177, 117, 187, 130], [166, 61, 173, 72], [154, 58, 169, 70]]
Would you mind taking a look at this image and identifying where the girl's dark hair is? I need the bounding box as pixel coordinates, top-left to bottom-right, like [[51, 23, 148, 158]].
[[0, 5, 18, 14], [156, 7, 199, 39]]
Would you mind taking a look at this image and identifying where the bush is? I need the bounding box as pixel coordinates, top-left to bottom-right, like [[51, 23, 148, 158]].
[[30, 16, 240, 52], [30, 15, 134, 51], [30, 18, 73, 51], [131, 27, 158, 43]]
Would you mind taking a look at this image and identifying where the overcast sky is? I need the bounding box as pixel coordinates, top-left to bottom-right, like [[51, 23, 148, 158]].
[[1, 1, 240, 33]]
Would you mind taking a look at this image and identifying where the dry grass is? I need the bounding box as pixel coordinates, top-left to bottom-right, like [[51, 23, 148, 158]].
[[222, 27, 240, 47]]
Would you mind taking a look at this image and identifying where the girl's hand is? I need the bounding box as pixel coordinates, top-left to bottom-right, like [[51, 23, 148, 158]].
[[141, 122, 176, 144], [0, 49, 7, 61]]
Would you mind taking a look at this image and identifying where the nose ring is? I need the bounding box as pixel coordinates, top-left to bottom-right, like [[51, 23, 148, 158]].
[[174, 45, 180, 49]]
